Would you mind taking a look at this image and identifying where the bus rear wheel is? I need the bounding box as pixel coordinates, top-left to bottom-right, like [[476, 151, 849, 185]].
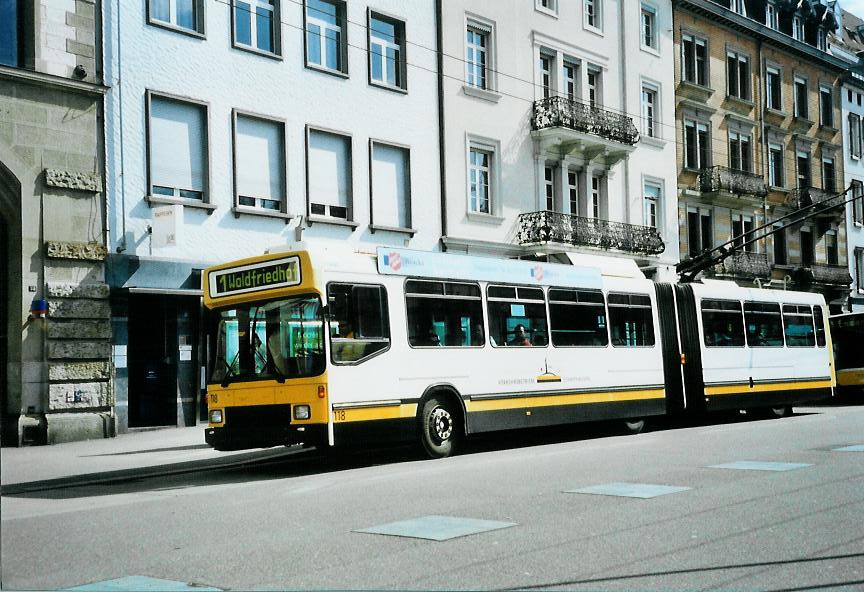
[[419, 396, 461, 459]]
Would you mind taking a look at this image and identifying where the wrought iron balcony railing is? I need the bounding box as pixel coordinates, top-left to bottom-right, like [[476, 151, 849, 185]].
[[517, 210, 665, 255], [709, 251, 770, 278], [532, 96, 640, 146], [810, 263, 853, 286], [699, 166, 768, 197], [785, 186, 838, 210]]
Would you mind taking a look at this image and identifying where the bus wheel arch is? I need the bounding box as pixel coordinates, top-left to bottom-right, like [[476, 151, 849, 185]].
[[417, 386, 465, 459]]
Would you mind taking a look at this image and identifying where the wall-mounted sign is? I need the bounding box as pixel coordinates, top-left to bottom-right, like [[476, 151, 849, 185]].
[[209, 256, 301, 297], [152, 204, 183, 248]]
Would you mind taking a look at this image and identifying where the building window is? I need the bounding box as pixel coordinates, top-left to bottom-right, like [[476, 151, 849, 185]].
[[684, 119, 710, 170], [825, 229, 838, 265], [369, 13, 406, 90], [797, 150, 811, 188], [794, 76, 808, 119], [853, 180, 864, 225], [850, 113, 862, 159], [371, 142, 410, 229], [149, 0, 205, 34], [234, 113, 285, 211], [643, 181, 661, 229], [773, 225, 787, 265], [732, 212, 755, 252], [587, 67, 601, 107], [766, 66, 782, 111], [793, 16, 804, 41], [585, 0, 602, 30], [682, 33, 707, 86], [641, 4, 657, 50], [307, 128, 352, 219], [726, 50, 750, 100], [822, 156, 836, 193], [641, 84, 658, 138], [817, 28, 827, 51], [466, 24, 489, 89], [147, 94, 208, 201], [233, 0, 279, 54], [544, 164, 555, 211], [536, 0, 557, 14], [729, 131, 752, 173], [856, 248, 864, 292], [800, 226, 814, 266], [590, 175, 603, 218], [0, 0, 21, 66], [768, 142, 784, 187], [563, 61, 578, 101], [730, 0, 746, 15], [820, 85, 833, 127], [687, 207, 712, 257], [468, 144, 492, 214], [766, 2, 778, 30], [305, 0, 347, 74], [540, 53, 553, 100], [567, 170, 578, 215]]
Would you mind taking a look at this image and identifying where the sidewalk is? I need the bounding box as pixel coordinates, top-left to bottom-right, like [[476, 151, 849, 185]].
[[0, 424, 297, 494]]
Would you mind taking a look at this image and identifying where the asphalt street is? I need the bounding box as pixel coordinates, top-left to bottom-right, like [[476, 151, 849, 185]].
[[1, 405, 863, 591]]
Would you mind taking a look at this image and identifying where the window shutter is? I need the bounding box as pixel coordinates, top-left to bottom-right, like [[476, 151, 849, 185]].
[[309, 130, 350, 209], [372, 143, 409, 228], [150, 97, 206, 193], [236, 115, 283, 201]]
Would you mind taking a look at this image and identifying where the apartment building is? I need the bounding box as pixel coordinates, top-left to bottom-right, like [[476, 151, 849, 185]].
[[104, 0, 441, 431], [674, 0, 852, 310], [439, 0, 679, 280], [1, 0, 110, 445], [831, 8, 864, 311]]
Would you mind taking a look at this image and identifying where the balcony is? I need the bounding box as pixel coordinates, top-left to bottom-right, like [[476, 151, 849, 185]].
[[517, 210, 665, 256], [531, 97, 639, 166], [709, 251, 770, 279], [698, 166, 768, 205], [810, 263, 853, 286], [784, 187, 844, 220]]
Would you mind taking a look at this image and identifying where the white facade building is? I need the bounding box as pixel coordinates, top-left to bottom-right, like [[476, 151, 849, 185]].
[[439, 0, 678, 280], [104, 0, 441, 430]]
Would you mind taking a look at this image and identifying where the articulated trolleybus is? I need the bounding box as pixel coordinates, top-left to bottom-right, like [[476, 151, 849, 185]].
[[203, 246, 835, 458]]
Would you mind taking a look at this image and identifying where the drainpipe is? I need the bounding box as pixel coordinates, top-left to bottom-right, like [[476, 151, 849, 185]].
[[435, 0, 447, 252], [757, 35, 769, 265], [619, 0, 631, 228]]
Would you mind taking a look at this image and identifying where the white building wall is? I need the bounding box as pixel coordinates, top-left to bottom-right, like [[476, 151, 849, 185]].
[[440, 0, 678, 279], [842, 81, 864, 310], [104, 0, 441, 265]]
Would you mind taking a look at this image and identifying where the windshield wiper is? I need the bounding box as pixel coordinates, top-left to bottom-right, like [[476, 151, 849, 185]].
[[219, 350, 242, 388]]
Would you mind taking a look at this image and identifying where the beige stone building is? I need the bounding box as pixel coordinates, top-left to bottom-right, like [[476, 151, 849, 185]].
[[1, 0, 111, 445], [674, 0, 852, 309]]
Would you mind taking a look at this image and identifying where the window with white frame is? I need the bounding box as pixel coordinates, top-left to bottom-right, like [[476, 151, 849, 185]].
[[587, 67, 601, 107], [730, 0, 746, 15], [817, 28, 827, 51], [371, 142, 410, 229], [233, 0, 278, 54], [766, 66, 782, 110], [305, 0, 346, 73], [590, 175, 603, 218], [726, 50, 750, 100], [369, 13, 406, 90], [729, 130, 752, 173], [234, 113, 285, 211], [682, 33, 707, 86], [466, 23, 490, 89], [768, 142, 784, 187], [849, 113, 861, 159], [797, 149, 811, 188], [149, 0, 205, 34], [468, 144, 493, 214], [825, 228, 838, 265], [819, 85, 833, 127], [148, 94, 207, 201], [641, 4, 657, 50], [687, 207, 713, 257], [793, 15, 804, 41], [643, 181, 661, 229], [794, 76, 808, 119], [567, 170, 578, 215], [766, 2, 778, 30], [308, 128, 351, 219], [684, 119, 710, 170], [856, 248, 864, 292], [563, 61, 578, 101], [641, 84, 658, 138], [585, 0, 601, 30], [853, 180, 864, 224], [731, 212, 755, 252], [540, 52, 553, 100], [822, 155, 836, 192], [536, 0, 557, 14], [544, 165, 556, 211]]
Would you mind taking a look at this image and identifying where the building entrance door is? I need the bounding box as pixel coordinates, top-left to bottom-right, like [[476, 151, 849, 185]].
[[128, 294, 177, 427]]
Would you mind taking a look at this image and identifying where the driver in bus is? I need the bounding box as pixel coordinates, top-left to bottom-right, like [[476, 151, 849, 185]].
[[508, 324, 532, 347]]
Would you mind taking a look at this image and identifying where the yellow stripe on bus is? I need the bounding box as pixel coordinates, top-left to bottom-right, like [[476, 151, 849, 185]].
[[465, 388, 666, 413], [705, 379, 833, 397], [333, 404, 418, 423], [837, 369, 864, 387]]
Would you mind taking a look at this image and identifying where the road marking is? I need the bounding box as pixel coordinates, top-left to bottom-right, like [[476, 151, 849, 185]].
[[565, 483, 692, 499], [832, 445, 864, 452], [66, 576, 221, 591], [709, 461, 812, 472], [355, 515, 516, 541]]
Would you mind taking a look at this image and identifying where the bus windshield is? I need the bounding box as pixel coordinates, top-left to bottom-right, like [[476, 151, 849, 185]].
[[210, 294, 325, 385]]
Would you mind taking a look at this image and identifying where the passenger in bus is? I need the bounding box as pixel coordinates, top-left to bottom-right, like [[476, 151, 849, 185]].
[[508, 324, 532, 347], [417, 323, 441, 346], [471, 323, 486, 346]]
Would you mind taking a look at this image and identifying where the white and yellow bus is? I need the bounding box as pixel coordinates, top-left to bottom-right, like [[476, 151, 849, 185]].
[[203, 246, 834, 457]]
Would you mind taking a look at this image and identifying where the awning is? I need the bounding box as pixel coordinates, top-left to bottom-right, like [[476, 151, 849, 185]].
[[563, 252, 646, 279], [109, 254, 212, 296]]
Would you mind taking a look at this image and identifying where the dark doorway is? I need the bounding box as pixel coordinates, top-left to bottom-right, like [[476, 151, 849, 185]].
[[0, 212, 7, 424]]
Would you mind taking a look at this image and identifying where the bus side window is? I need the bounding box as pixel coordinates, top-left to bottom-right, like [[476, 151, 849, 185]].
[[327, 283, 390, 364], [405, 280, 484, 347], [700, 299, 745, 347], [608, 293, 655, 347], [486, 285, 548, 347], [813, 306, 826, 347]]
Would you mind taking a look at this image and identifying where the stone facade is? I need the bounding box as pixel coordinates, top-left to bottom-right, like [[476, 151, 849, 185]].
[[0, 0, 109, 446]]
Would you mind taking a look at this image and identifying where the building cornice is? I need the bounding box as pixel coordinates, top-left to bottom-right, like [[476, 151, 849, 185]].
[[674, 0, 851, 73], [0, 65, 109, 96]]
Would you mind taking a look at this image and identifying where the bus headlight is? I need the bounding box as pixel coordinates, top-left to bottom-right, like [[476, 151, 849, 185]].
[[293, 405, 311, 420], [209, 409, 223, 423]]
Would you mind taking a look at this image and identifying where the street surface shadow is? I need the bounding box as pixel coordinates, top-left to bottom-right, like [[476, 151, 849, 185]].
[[82, 444, 212, 456]]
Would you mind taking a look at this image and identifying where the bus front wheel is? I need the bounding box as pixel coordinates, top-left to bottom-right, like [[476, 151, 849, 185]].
[[419, 396, 461, 459]]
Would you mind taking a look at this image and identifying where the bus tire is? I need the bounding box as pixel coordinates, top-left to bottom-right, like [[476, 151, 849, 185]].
[[623, 419, 646, 434], [419, 395, 461, 459], [752, 405, 791, 419]]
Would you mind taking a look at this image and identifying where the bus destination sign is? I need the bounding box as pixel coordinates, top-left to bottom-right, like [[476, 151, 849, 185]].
[[210, 256, 301, 297]]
